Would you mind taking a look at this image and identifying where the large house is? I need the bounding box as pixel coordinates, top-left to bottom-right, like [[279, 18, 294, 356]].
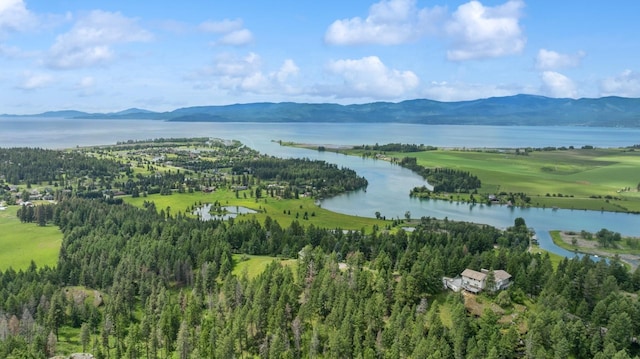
[[444, 268, 512, 293]]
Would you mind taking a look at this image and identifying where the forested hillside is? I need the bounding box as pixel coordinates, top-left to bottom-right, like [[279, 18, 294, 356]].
[[1, 196, 639, 358]]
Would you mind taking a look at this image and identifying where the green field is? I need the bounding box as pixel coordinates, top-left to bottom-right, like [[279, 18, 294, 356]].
[[384, 148, 640, 212], [232, 254, 297, 279], [123, 189, 388, 233], [0, 206, 62, 270]]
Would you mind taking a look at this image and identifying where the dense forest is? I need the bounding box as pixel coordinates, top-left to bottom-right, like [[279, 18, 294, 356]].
[[1, 196, 639, 358], [398, 157, 481, 193], [1, 143, 640, 358], [0, 148, 126, 186]]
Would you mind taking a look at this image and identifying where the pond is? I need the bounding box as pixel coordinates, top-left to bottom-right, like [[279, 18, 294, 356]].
[[193, 204, 258, 221]]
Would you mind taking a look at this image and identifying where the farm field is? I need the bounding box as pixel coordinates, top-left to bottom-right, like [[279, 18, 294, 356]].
[[383, 148, 640, 212], [0, 206, 62, 271]]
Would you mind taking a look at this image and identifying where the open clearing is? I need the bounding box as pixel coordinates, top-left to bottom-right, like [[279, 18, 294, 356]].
[[389, 148, 640, 212], [0, 206, 62, 270], [232, 254, 297, 279]]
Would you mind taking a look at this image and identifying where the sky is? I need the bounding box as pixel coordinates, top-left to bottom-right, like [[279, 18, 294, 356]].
[[1, 0, 639, 114]]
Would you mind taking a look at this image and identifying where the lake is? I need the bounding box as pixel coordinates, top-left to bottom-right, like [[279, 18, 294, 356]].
[[2, 117, 639, 257]]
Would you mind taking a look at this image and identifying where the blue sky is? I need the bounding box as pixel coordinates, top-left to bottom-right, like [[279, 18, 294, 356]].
[[1, 0, 639, 114]]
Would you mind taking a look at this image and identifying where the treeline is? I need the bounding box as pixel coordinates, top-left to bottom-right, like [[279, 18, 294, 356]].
[[0, 148, 126, 185], [233, 157, 368, 198], [353, 143, 437, 152], [115, 137, 210, 146], [400, 156, 481, 193], [16, 204, 55, 226]]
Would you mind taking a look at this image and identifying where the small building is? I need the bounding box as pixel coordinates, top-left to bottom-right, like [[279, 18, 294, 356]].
[[443, 276, 462, 292]]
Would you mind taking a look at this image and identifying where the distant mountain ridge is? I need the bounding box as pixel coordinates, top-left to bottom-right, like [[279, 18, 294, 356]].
[[3, 94, 640, 127]]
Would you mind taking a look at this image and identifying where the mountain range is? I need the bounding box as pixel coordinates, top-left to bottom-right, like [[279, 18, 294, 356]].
[[4, 95, 640, 127]]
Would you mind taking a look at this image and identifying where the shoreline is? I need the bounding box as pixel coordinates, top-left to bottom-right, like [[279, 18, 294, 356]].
[[550, 230, 640, 270]]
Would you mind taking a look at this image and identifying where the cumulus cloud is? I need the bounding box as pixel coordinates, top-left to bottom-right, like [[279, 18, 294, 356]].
[[535, 49, 585, 70], [322, 56, 419, 99], [46, 10, 152, 69], [325, 0, 525, 61], [193, 52, 300, 95], [0, 0, 36, 36], [200, 18, 253, 46], [600, 70, 640, 98], [445, 0, 525, 61], [17, 71, 54, 90], [541, 71, 577, 98], [324, 0, 445, 45]]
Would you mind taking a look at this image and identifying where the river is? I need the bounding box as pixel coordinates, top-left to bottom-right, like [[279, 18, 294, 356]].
[[2, 117, 639, 257]]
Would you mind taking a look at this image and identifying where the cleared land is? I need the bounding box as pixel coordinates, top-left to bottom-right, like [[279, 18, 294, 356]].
[[401, 148, 640, 211], [0, 206, 62, 270], [232, 254, 297, 279]]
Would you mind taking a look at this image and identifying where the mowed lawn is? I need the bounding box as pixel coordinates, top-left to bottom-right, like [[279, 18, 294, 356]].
[[398, 148, 640, 211], [0, 206, 62, 270]]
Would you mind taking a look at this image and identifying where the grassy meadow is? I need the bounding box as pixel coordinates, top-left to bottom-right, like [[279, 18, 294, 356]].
[[123, 189, 388, 233], [386, 148, 640, 212], [0, 206, 62, 271], [232, 254, 298, 279]]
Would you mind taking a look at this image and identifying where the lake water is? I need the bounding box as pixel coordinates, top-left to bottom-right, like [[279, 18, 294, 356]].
[[2, 117, 639, 257]]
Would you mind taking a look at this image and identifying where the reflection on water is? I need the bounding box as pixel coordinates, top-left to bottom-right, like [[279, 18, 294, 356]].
[[194, 204, 258, 221]]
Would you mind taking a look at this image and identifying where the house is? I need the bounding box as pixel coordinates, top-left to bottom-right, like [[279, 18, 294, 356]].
[[459, 268, 512, 293], [461, 269, 487, 293], [491, 269, 513, 291]]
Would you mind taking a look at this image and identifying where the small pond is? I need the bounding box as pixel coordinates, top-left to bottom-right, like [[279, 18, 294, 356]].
[[194, 204, 257, 221]]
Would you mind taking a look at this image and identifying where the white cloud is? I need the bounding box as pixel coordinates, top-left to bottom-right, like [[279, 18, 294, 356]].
[[0, 43, 23, 57], [193, 52, 300, 95], [535, 49, 585, 70], [216, 29, 253, 46], [47, 10, 152, 69], [541, 71, 577, 98], [78, 76, 95, 88], [445, 0, 525, 61], [422, 81, 526, 101], [323, 56, 419, 99], [324, 0, 445, 45], [200, 18, 253, 46], [199, 18, 244, 34], [75, 76, 97, 96], [17, 71, 53, 90], [0, 0, 36, 36], [600, 70, 640, 98]]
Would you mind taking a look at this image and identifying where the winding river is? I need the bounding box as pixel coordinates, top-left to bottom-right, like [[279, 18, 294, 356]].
[[2, 118, 639, 257]]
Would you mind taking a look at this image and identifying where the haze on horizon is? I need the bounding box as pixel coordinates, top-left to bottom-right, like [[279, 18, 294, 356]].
[[1, 0, 639, 114]]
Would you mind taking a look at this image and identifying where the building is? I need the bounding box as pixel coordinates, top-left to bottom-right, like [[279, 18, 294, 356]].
[[458, 268, 512, 293]]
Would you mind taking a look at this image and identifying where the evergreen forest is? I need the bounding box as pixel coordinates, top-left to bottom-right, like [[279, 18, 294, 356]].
[[1, 141, 639, 358]]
